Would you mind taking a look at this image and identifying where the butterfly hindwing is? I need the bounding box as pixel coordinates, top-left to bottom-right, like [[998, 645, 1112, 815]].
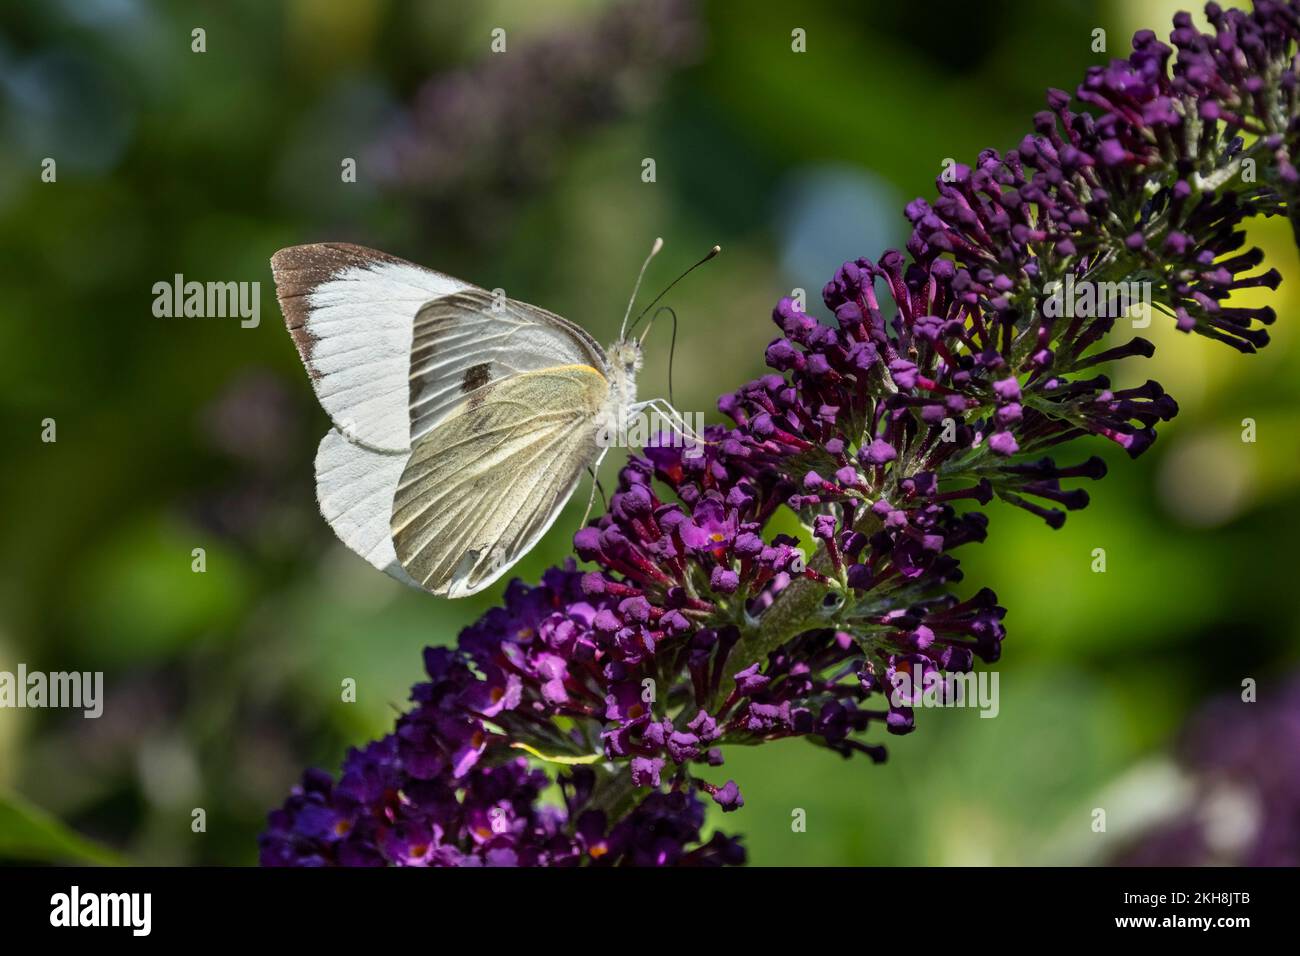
[[390, 364, 610, 597], [313, 428, 419, 586]]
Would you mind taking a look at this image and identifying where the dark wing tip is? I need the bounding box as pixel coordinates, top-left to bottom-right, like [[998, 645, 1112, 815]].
[[271, 242, 408, 280], [269, 243, 419, 373]]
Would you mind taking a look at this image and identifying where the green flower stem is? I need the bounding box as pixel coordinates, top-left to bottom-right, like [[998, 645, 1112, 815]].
[[720, 510, 881, 701], [725, 547, 835, 697]]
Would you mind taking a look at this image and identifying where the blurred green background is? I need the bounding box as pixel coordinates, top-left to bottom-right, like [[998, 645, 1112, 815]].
[[0, 0, 1296, 866]]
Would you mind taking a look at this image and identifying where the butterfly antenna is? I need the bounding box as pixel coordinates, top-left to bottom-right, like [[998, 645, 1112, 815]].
[[639, 305, 680, 407], [626, 244, 720, 339], [619, 237, 664, 341]]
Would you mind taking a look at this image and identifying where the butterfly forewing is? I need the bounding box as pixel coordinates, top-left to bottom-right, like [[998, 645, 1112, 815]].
[[408, 291, 607, 443], [391, 364, 611, 597], [271, 243, 472, 454]]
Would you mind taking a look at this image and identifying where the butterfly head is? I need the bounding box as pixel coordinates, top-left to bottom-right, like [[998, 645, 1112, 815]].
[[609, 339, 643, 376], [610, 238, 717, 411]]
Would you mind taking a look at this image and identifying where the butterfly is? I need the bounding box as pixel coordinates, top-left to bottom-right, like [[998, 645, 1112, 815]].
[[270, 240, 712, 598]]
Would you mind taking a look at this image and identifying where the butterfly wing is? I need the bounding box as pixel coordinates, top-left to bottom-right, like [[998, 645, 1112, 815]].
[[270, 243, 474, 454], [313, 428, 419, 586], [408, 289, 606, 442], [391, 363, 610, 597]]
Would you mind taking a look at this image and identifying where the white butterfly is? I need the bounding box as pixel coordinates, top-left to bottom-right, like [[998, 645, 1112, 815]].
[[270, 240, 707, 598]]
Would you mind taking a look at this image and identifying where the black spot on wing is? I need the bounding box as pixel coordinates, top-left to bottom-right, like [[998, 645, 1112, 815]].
[[461, 362, 494, 410], [462, 363, 492, 393]]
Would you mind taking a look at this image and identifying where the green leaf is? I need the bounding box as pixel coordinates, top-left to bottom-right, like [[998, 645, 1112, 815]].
[[509, 742, 603, 766], [0, 789, 127, 866]]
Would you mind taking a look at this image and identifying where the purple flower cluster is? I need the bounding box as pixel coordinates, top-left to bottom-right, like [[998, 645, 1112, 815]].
[[262, 750, 741, 867], [261, 585, 744, 866], [907, 3, 1295, 355], [265, 3, 1299, 864]]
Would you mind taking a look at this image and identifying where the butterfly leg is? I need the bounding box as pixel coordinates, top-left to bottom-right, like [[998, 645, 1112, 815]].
[[629, 398, 710, 456], [579, 446, 611, 528], [629, 398, 700, 437]]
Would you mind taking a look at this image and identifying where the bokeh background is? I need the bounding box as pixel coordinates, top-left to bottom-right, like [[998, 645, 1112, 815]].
[[1, 0, 1297, 866]]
